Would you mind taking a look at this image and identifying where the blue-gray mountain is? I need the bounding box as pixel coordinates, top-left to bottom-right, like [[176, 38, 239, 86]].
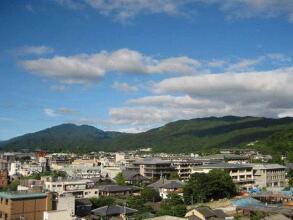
[[1, 116, 293, 153]]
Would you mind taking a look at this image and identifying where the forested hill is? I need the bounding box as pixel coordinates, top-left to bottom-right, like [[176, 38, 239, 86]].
[[1, 116, 293, 153]]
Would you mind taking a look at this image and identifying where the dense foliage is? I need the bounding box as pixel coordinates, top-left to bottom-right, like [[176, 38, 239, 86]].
[[114, 172, 126, 185], [159, 193, 186, 217], [140, 187, 161, 202], [183, 169, 237, 204], [1, 116, 293, 153], [90, 197, 115, 209]]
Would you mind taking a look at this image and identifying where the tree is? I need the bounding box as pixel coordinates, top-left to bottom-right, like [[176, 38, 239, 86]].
[[183, 169, 237, 204], [169, 171, 179, 180], [5, 180, 20, 191], [141, 187, 161, 202], [114, 172, 126, 185], [287, 152, 293, 163], [90, 197, 115, 209], [159, 193, 186, 217]]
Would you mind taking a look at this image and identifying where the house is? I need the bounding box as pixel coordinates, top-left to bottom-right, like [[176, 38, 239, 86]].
[[148, 178, 184, 199], [127, 157, 173, 180], [185, 207, 228, 220], [97, 184, 141, 197], [252, 164, 286, 188], [91, 205, 137, 219], [191, 163, 254, 190], [121, 170, 149, 185]]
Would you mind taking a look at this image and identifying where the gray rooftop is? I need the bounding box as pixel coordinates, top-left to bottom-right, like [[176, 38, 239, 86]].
[[0, 191, 47, 200], [91, 205, 137, 217], [252, 164, 286, 170], [197, 162, 253, 169], [133, 157, 171, 165]]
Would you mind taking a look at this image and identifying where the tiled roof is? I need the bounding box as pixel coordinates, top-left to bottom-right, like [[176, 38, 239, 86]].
[[91, 205, 137, 217], [98, 184, 141, 192]]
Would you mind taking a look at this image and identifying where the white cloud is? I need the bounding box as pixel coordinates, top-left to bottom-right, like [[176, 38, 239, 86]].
[[83, 0, 190, 22], [21, 48, 201, 84], [199, 0, 293, 22], [44, 108, 58, 117], [44, 107, 79, 117], [14, 46, 54, 56], [105, 66, 293, 127], [112, 82, 138, 92], [56, 0, 293, 22]]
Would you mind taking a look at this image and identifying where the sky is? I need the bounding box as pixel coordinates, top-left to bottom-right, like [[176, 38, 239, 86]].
[[1, 0, 293, 140]]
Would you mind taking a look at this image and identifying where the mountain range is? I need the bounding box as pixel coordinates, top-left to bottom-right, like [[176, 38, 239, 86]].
[[1, 116, 293, 153]]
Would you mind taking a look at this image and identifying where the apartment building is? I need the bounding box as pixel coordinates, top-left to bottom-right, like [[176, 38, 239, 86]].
[[127, 158, 173, 180], [252, 164, 286, 188], [0, 191, 53, 220], [191, 163, 254, 190], [171, 159, 203, 180], [44, 178, 98, 198]]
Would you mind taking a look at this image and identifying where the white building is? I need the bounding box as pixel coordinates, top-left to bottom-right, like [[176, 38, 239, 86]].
[[44, 179, 99, 198], [43, 210, 72, 220]]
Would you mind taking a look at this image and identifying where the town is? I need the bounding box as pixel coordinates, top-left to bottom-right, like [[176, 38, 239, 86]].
[[0, 148, 293, 220]]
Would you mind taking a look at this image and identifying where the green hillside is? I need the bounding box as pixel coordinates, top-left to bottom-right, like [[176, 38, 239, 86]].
[[1, 116, 293, 153]]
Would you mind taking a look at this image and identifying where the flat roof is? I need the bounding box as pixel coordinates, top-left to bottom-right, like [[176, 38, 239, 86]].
[[197, 162, 253, 169], [0, 191, 47, 200], [133, 157, 171, 165]]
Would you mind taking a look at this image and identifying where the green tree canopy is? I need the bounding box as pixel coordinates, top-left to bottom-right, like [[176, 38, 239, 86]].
[[141, 187, 161, 202], [183, 169, 237, 204], [114, 172, 126, 185], [159, 193, 186, 217]]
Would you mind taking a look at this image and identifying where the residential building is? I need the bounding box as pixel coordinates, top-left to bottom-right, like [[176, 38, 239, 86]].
[[185, 207, 228, 220], [121, 170, 150, 185], [44, 179, 98, 198], [148, 179, 184, 199], [171, 159, 203, 180], [97, 185, 141, 197], [252, 164, 286, 188], [191, 163, 254, 190], [91, 205, 137, 220], [0, 191, 53, 220], [127, 158, 173, 180]]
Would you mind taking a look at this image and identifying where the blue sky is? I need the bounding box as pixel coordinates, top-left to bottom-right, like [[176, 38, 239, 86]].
[[1, 0, 293, 140]]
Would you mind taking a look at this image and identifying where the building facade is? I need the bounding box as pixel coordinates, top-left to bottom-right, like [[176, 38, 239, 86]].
[[127, 158, 173, 180], [0, 192, 53, 220], [252, 164, 286, 188]]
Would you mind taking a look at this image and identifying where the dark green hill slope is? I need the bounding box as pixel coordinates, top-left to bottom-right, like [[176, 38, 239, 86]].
[[1, 116, 293, 153]]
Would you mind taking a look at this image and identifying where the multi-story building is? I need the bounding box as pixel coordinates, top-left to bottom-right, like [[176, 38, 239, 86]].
[[191, 163, 254, 190], [252, 164, 286, 188], [44, 178, 98, 198], [127, 158, 173, 180], [171, 159, 203, 180], [0, 191, 53, 220]]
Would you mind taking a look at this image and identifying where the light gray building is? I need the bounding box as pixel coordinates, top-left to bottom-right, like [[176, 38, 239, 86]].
[[252, 164, 286, 188]]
